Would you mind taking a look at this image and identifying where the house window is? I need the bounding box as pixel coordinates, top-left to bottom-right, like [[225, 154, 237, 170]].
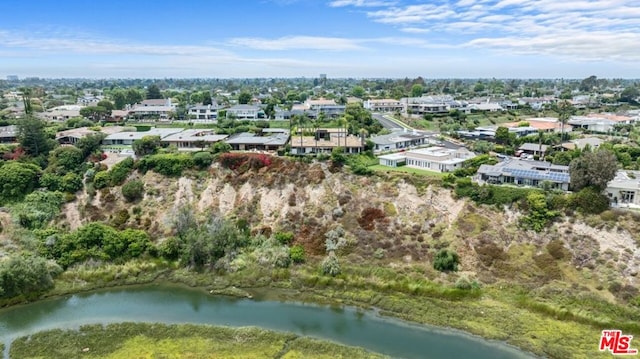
[[621, 191, 635, 204]]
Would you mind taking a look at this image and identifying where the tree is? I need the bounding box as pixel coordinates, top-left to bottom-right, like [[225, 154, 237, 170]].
[[411, 84, 423, 97], [495, 126, 510, 145], [352, 85, 365, 98], [48, 146, 84, 174], [20, 88, 33, 115], [111, 89, 127, 110], [620, 87, 639, 103], [579, 75, 597, 92], [126, 88, 144, 105], [96, 100, 115, 112], [132, 135, 161, 156], [17, 116, 53, 157], [556, 100, 574, 142], [0, 161, 41, 204], [0, 255, 59, 299], [80, 106, 110, 122], [75, 132, 107, 159], [146, 84, 162, 99], [569, 149, 618, 191], [433, 249, 460, 272], [238, 92, 252, 104], [121, 179, 144, 202]]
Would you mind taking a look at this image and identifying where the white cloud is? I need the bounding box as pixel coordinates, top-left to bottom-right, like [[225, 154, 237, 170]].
[[227, 36, 365, 51], [329, 0, 397, 7]]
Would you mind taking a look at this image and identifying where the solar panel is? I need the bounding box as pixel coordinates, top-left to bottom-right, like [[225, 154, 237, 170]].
[[505, 167, 569, 183]]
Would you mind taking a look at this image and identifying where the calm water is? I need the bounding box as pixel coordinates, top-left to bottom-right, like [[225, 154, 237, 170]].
[[0, 285, 538, 359]]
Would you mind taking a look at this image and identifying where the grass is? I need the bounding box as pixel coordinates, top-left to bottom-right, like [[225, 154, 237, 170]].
[[369, 164, 445, 177], [9, 323, 386, 359]]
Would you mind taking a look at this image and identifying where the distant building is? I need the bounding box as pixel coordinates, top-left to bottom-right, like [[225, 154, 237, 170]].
[[378, 146, 475, 173], [364, 99, 404, 113], [226, 104, 264, 120], [6, 75, 18, 81], [187, 103, 218, 122], [102, 128, 183, 146], [225, 129, 290, 152], [161, 129, 228, 150], [475, 159, 570, 191], [370, 129, 433, 153]]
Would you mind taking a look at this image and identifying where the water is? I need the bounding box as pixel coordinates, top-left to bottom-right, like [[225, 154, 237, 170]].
[[0, 284, 538, 359]]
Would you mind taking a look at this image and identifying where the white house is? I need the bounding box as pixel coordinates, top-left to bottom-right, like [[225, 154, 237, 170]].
[[161, 129, 228, 150], [475, 159, 570, 191], [187, 103, 218, 122], [605, 171, 640, 209], [364, 99, 404, 113], [102, 128, 184, 146], [226, 105, 263, 120], [378, 146, 476, 173], [370, 130, 434, 153]]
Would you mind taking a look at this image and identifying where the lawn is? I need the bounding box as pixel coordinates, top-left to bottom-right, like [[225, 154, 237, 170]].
[[369, 164, 445, 177]]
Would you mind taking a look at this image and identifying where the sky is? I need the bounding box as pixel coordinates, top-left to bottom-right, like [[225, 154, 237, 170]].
[[0, 0, 638, 79]]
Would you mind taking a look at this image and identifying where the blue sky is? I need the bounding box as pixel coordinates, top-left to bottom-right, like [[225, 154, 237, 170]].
[[0, 0, 638, 78]]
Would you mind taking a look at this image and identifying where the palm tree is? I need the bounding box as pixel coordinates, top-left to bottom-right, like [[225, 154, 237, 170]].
[[557, 100, 573, 143]]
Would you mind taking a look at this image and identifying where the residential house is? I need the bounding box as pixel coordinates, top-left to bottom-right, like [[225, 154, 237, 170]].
[[518, 143, 549, 158], [503, 117, 562, 133], [77, 95, 103, 106], [557, 137, 604, 151], [378, 146, 476, 173], [102, 128, 184, 146], [290, 128, 363, 155], [401, 95, 453, 115], [56, 126, 126, 145], [0, 125, 17, 143], [467, 102, 504, 112], [226, 104, 264, 120], [370, 129, 434, 152], [364, 99, 404, 113], [518, 96, 556, 110], [187, 103, 218, 122], [128, 99, 175, 120], [225, 129, 290, 151], [161, 129, 228, 150], [42, 105, 82, 121], [605, 170, 640, 209], [475, 159, 570, 191]]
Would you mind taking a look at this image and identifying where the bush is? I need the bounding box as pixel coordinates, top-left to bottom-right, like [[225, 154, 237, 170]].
[[274, 231, 294, 245], [0, 255, 59, 299], [218, 153, 272, 172], [290, 245, 306, 263], [109, 157, 134, 185], [136, 153, 194, 177], [321, 252, 341, 276], [121, 179, 144, 202], [193, 152, 214, 169], [569, 187, 610, 214], [13, 191, 65, 229], [433, 249, 460, 272]]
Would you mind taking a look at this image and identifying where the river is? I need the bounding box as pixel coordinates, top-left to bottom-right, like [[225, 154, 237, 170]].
[[0, 284, 538, 359]]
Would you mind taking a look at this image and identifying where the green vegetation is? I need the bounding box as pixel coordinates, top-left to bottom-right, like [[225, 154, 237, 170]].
[[0, 255, 60, 300], [433, 249, 460, 272], [10, 323, 386, 359], [369, 164, 445, 177], [121, 179, 144, 202]]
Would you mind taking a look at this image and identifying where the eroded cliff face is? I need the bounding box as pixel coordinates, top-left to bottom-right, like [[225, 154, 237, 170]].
[[65, 159, 639, 293]]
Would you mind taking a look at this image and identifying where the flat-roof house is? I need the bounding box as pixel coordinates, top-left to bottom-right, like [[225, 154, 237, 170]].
[[518, 143, 549, 157], [370, 130, 433, 152], [102, 128, 184, 146], [364, 99, 404, 113], [475, 159, 570, 191], [605, 170, 640, 209], [187, 103, 218, 122], [291, 132, 364, 155], [161, 130, 228, 150], [56, 126, 126, 145], [225, 130, 290, 151], [558, 137, 604, 151], [226, 105, 263, 120], [378, 146, 476, 173], [42, 105, 83, 121], [0, 125, 17, 143], [128, 99, 175, 120]]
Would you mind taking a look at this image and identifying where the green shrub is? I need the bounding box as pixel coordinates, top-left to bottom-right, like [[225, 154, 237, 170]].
[[569, 187, 610, 214], [93, 171, 110, 189], [193, 152, 214, 169], [433, 249, 460, 272], [274, 231, 294, 245], [108, 157, 134, 185], [290, 245, 306, 263], [12, 191, 65, 229], [0, 255, 60, 299], [136, 153, 194, 176], [321, 253, 341, 276], [121, 179, 144, 202]]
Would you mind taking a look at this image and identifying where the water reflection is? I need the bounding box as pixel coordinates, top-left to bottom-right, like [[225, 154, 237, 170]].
[[0, 285, 537, 359]]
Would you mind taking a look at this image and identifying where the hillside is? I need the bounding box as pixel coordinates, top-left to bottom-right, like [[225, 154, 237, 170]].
[[2, 155, 640, 358]]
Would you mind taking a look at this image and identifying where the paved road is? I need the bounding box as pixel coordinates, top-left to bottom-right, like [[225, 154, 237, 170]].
[[372, 113, 407, 130]]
